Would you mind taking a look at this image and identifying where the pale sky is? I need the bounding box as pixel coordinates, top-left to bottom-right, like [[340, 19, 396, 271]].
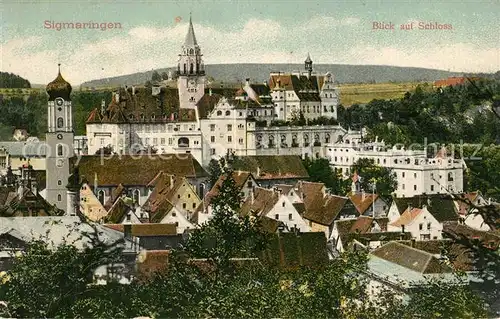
[[1, 0, 499, 85]]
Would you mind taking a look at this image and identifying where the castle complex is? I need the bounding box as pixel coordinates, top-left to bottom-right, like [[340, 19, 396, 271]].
[[85, 17, 348, 166]]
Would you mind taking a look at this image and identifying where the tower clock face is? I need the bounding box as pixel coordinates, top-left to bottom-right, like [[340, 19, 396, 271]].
[[56, 98, 64, 106]]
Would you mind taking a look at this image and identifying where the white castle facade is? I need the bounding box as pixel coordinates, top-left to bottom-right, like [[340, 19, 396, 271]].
[[85, 17, 346, 166], [326, 140, 465, 197]]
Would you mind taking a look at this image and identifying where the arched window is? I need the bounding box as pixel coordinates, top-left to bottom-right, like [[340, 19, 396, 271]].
[[178, 137, 190, 148], [190, 63, 194, 74], [57, 194, 62, 201], [183, 64, 187, 74], [292, 134, 298, 147], [325, 133, 331, 144], [57, 144, 63, 156], [217, 110, 222, 116], [57, 117, 64, 128], [189, 48, 194, 55], [225, 110, 231, 116], [98, 190, 105, 205], [314, 134, 321, 146]]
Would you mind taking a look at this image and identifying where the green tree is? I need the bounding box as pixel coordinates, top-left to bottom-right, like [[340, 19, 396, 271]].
[[352, 158, 398, 199], [303, 157, 351, 195], [184, 166, 269, 274], [206, 157, 226, 188]]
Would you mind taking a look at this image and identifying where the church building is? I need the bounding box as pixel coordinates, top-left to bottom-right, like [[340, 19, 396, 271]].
[[45, 65, 75, 212]]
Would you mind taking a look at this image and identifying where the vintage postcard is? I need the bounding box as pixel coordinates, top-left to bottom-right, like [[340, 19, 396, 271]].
[[1, 0, 499, 318]]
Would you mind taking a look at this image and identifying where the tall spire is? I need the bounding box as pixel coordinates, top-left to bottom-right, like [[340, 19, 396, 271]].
[[184, 13, 198, 47]]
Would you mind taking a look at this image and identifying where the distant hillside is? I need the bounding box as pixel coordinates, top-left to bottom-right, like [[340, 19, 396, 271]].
[[80, 64, 474, 88], [0, 72, 31, 88]]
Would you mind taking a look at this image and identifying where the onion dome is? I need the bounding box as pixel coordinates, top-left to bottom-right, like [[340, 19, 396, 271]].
[[46, 64, 72, 101]]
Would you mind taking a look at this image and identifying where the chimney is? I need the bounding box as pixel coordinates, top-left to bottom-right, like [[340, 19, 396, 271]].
[[410, 238, 416, 248], [488, 197, 491, 205], [257, 166, 261, 177], [401, 224, 405, 233], [170, 175, 175, 189], [250, 189, 254, 205], [115, 92, 120, 103], [361, 191, 366, 202], [263, 80, 268, 86], [245, 78, 250, 87], [209, 88, 212, 96], [132, 86, 135, 95]]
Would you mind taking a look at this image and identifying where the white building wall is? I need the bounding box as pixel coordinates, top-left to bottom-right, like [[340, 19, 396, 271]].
[[387, 207, 442, 240], [265, 195, 310, 232]]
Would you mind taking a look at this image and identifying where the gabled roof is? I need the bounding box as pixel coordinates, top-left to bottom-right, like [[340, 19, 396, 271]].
[[393, 195, 459, 222], [105, 197, 134, 224], [443, 221, 500, 250], [302, 191, 348, 226], [0, 186, 63, 217], [240, 187, 280, 217], [398, 239, 477, 271], [194, 171, 253, 215], [333, 218, 358, 245], [142, 172, 187, 222], [349, 192, 381, 215], [390, 207, 423, 227], [351, 216, 382, 233], [231, 155, 309, 180], [72, 154, 207, 186], [0, 216, 132, 251], [371, 241, 452, 274]]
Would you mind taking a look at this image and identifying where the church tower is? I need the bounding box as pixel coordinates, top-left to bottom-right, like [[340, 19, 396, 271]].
[[45, 64, 74, 213], [177, 15, 206, 109], [305, 53, 313, 77]]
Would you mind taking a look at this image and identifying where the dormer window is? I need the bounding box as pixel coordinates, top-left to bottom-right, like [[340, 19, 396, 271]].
[[140, 114, 145, 120], [151, 113, 156, 120]]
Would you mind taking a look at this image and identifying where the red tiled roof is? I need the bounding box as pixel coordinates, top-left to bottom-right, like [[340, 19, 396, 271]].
[[349, 192, 379, 215], [240, 187, 280, 217], [390, 207, 423, 227], [195, 171, 253, 214]]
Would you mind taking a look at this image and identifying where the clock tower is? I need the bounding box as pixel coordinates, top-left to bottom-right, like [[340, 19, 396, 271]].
[[45, 64, 74, 213], [177, 15, 206, 109]]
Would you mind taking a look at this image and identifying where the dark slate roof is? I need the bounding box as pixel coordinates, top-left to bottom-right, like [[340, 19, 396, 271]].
[[87, 87, 237, 124], [302, 191, 348, 226], [260, 232, 328, 269], [196, 89, 239, 119], [371, 242, 453, 274], [393, 194, 459, 222], [230, 155, 309, 180], [0, 186, 63, 217], [268, 74, 323, 102], [72, 154, 207, 187]]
